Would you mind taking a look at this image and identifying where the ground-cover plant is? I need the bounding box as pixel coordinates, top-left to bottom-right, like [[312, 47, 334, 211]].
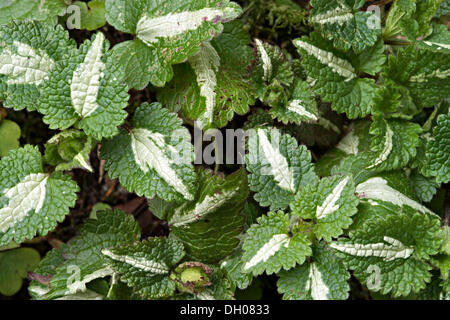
[[0, 0, 449, 300]]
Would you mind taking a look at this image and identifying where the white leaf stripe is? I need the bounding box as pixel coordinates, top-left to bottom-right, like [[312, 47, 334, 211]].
[[367, 121, 393, 169], [409, 69, 450, 83], [131, 128, 194, 200], [0, 41, 54, 85], [294, 40, 356, 80], [316, 176, 350, 220], [287, 99, 318, 121], [0, 173, 49, 233], [170, 187, 239, 227], [71, 32, 105, 118], [66, 266, 113, 295], [336, 131, 359, 154], [244, 234, 290, 270], [255, 39, 272, 81], [188, 42, 220, 126], [423, 41, 450, 50], [257, 129, 295, 192], [74, 153, 93, 172], [330, 236, 414, 261], [136, 7, 240, 45], [310, 4, 353, 25], [355, 177, 438, 216], [306, 263, 330, 300], [102, 249, 169, 274]]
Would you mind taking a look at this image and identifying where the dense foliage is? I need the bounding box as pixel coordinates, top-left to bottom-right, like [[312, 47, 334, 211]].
[[0, 0, 449, 300]]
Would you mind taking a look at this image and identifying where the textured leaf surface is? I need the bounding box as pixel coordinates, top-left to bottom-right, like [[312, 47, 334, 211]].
[[355, 176, 438, 217], [277, 242, 350, 300], [43, 129, 96, 173], [102, 103, 197, 202], [39, 210, 140, 299], [294, 32, 381, 119], [410, 171, 440, 203], [245, 127, 318, 210], [418, 23, 450, 54], [242, 211, 312, 276], [0, 0, 66, 25], [102, 238, 185, 299], [366, 116, 422, 171], [291, 175, 359, 241], [221, 246, 253, 290], [269, 80, 318, 125], [38, 32, 129, 140], [105, 0, 242, 88], [157, 21, 255, 129], [316, 120, 372, 176], [423, 113, 450, 183], [169, 168, 248, 264], [28, 247, 65, 299], [251, 39, 294, 108], [0, 145, 79, 246], [385, 0, 442, 41], [309, 0, 381, 53], [383, 45, 450, 109], [331, 202, 442, 297], [0, 21, 75, 111]]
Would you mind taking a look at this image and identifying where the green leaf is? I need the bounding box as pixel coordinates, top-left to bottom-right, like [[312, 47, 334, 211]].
[[38, 209, 140, 300], [105, 0, 242, 89], [101, 102, 197, 202], [410, 171, 440, 202], [371, 83, 421, 119], [0, 145, 79, 247], [73, 0, 107, 31], [0, 0, 67, 25], [418, 23, 450, 53], [0, 247, 40, 296], [0, 21, 76, 112], [277, 242, 350, 300], [435, 0, 450, 17], [28, 246, 65, 299], [43, 129, 96, 173], [221, 245, 253, 290], [403, 0, 442, 41], [269, 80, 319, 125], [108, 39, 155, 91], [355, 175, 439, 217], [316, 120, 372, 176], [366, 116, 422, 171], [383, 45, 450, 109], [241, 211, 312, 276], [384, 0, 414, 39], [251, 39, 294, 108], [156, 21, 256, 129], [243, 108, 274, 130], [102, 237, 185, 299], [309, 0, 381, 53], [245, 127, 318, 210], [293, 32, 381, 119], [423, 113, 450, 183], [168, 168, 248, 264], [331, 202, 442, 297], [384, 0, 442, 41], [194, 269, 234, 300], [38, 32, 129, 140], [290, 175, 359, 241], [0, 119, 21, 157]]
